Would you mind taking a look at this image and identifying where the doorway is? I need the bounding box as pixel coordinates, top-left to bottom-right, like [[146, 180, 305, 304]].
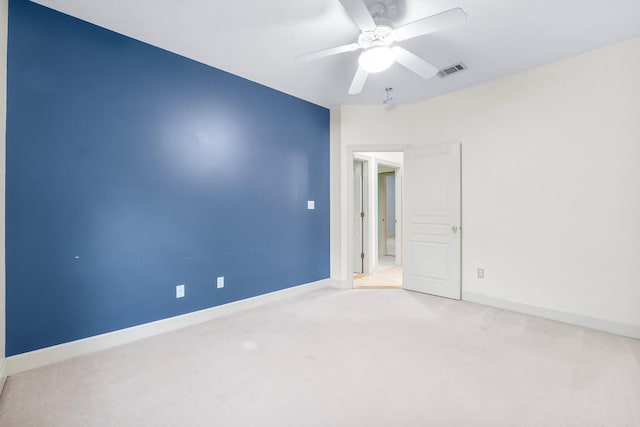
[[352, 152, 403, 289], [346, 143, 461, 299]]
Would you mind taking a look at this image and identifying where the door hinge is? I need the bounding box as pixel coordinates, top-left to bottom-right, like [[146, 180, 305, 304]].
[[360, 212, 365, 218], [361, 253, 365, 259]]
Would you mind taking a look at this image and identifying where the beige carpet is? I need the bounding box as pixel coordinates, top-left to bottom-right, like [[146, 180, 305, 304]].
[[1, 288, 639, 426]]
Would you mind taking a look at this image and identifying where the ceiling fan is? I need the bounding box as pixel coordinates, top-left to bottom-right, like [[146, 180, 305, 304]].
[[296, 0, 467, 95]]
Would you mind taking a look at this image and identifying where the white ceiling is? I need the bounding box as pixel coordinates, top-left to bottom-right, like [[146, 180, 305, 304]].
[[32, 0, 640, 108]]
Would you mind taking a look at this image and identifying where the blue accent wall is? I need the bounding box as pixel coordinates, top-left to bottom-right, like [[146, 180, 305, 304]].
[[5, 0, 330, 356]]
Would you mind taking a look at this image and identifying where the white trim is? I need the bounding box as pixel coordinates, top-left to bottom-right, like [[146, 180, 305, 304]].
[[329, 279, 351, 290], [352, 155, 371, 275], [6, 279, 333, 375], [0, 358, 6, 397], [463, 292, 640, 340], [394, 166, 402, 266]]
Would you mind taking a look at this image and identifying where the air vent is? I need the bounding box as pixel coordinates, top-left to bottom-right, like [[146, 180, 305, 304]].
[[438, 62, 467, 79]]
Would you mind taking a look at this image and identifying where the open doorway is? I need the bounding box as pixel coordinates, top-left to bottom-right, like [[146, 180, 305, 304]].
[[352, 151, 403, 289], [346, 143, 461, 298]]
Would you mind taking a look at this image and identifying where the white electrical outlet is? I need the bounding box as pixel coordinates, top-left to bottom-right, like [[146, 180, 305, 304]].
[[217, 276, 224, 289], [477, 268, 485, 279], [176, 284, 185, 298]]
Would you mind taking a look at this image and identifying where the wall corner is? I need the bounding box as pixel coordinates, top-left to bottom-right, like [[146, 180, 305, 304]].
[[330, 107, 345, 281], [1, 0, 9, 393]]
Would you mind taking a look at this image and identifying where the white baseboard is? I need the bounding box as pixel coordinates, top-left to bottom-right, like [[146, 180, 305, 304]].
[[329, 278, 351, 289], [0, 358, 6, 396], [463, 292, 640, 340], [7, 279, 332, 376]]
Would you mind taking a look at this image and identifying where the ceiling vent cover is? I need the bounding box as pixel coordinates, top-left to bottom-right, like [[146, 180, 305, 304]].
[[438, 62, 467, 79]]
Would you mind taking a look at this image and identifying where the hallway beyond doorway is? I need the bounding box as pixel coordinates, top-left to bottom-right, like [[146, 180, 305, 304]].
[[353, 255, 402, 289]]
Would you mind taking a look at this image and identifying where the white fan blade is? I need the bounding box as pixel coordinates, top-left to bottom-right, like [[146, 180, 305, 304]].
[[391, 46, 438, 79], [394, 8, 466, 41], [338, 0, 376, 31], [348, 66, 368, 95], [296, 43, 361, 62]]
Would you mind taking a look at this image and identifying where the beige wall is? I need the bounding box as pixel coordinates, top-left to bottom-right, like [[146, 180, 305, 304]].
[[333, 37, 640, 332], [1, 0, 8, 387]]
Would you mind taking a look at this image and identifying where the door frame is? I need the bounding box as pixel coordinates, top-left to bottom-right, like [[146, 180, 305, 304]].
[[346, 145, 408, 289], [353, 155, 371, 275]]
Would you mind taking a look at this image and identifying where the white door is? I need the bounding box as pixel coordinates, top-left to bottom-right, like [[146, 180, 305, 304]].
[[403, 143, 461, 299]]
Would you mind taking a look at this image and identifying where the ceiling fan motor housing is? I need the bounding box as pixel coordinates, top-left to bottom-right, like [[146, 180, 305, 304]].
[[357, 25, 394, 49]]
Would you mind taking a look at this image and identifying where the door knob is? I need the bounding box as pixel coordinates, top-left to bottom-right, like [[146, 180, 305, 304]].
[[451, 225, 459, 233]]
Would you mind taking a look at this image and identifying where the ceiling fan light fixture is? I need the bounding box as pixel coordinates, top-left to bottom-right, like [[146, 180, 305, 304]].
[[358, 46, 394, 73]]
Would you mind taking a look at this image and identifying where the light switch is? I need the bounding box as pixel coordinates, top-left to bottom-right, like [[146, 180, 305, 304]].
[[307, 200, 315, 210], [176, 284, 185, 298]]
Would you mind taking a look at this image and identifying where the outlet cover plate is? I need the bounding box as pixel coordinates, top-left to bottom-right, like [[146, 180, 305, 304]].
[[217, 276, 224, 289]]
